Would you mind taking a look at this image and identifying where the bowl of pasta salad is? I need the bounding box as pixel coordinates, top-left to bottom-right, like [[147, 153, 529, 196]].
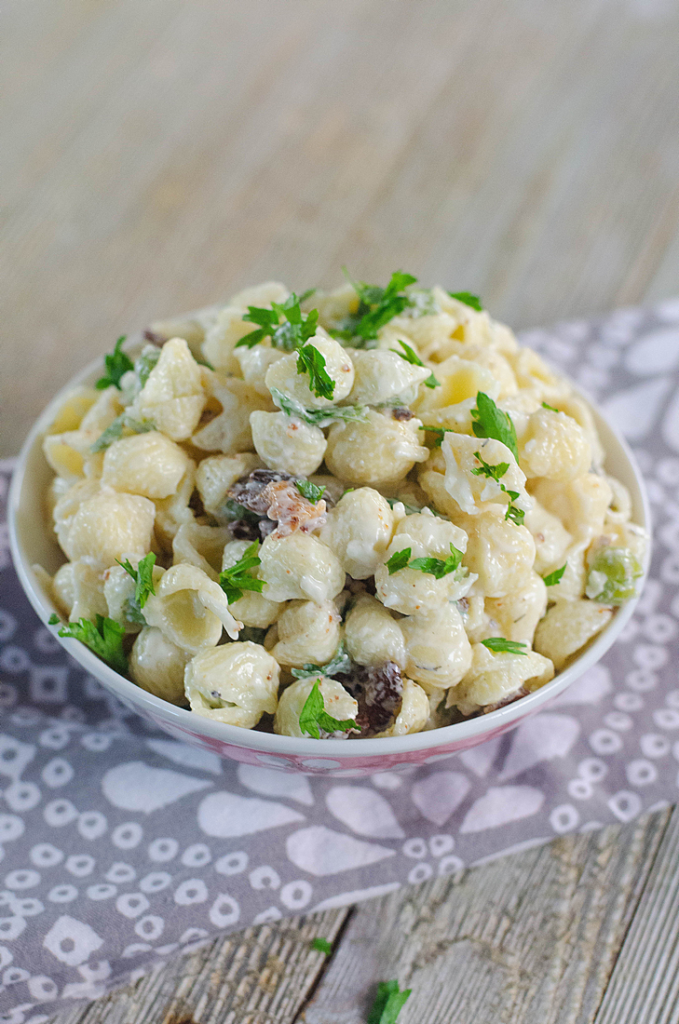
[[9, 272, 650, 775]]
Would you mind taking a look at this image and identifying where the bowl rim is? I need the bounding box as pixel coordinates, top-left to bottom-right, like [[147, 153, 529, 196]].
[[8, 334, 653, 759]]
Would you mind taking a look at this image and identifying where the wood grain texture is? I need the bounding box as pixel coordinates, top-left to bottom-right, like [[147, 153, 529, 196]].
[[303, 810, 672, 1024], [3, 0, 679, 456], [4, 1, 679, 1022]]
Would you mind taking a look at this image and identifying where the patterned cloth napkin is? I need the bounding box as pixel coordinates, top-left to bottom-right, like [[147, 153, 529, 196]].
[[1, 299, 679, 1023]]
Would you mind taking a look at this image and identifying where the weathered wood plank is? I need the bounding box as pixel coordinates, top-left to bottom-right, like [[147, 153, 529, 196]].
[[302, 811, 671, 1024], [3, 0, 679, 455], [594, 807, 679, 1024], [49, 908, 349, 1024]]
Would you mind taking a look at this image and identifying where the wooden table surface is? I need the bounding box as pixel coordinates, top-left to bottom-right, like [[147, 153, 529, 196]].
[[3, 1, 679, 1021]]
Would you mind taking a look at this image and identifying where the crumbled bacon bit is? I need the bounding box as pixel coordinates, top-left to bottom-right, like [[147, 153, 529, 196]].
[[392, 406, 414, 421], [229, 469, 294, 516], [226, 469, 326, 540], [263, 479, 327, 539]]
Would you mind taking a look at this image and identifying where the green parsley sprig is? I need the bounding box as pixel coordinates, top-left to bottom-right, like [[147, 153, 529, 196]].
[[337, 269, 418, 346], [236, 293, 319, 352], [471, 392, 519, 462], [392, 339, 439, 389], [295, 479, 326, 503], [448, 291, 483, 311], [471, 451, 525, 525], [218, 541, 265, 604], [481, 637, 528, 656], [367, 979, 412, 1024], [298, 679, 357, 739], [543, 564, 567, 586], [296, 342, 335, 400], [49, 613, 128, 674], [386, 543, 464, 578], [117, 552, 157, 609], [96, 337, 134, 390]]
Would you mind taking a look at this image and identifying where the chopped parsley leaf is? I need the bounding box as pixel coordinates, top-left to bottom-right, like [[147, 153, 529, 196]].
[[218, 541, 264, 604], [295, 479, 326, 503], [471, 391, 519, 462], [367, 979, 412, 1024], [48, 613, 60, 625], [385, 548, 412, 575], [90, 415, 125, 452], [292, 641, 352, 680], [298, 679, 357, 739], [542, 401, 559, 413], [448, 291, 483, 311], [96, 337, 134, 390], [90, 413, 156, 453], [310, 937, 333, 955], [341, 269, 418, 344], [543, 564, 567, 586], [481, 637, 528, 656], [391, 339, 439, 389], [296, 342, 335, 400], [471, 451, 510, 482], [236, 293, 319, 352], [56, 615, 128, 674], [117, 552, 157, 609], [408, 543, 464, 579], [135, 347, 161, 388], [418, 425, 453, 447], [471, 451, 524, 524]]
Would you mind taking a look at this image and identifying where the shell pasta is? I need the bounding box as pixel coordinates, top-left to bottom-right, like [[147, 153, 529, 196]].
[[42, 274, 647, 739]]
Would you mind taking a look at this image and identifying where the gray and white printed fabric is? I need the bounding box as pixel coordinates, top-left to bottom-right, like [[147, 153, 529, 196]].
[[1, 299, 679, 1023]]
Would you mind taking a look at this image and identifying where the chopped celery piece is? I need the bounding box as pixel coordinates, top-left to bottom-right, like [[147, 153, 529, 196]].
[[586, 546, 642, 605]]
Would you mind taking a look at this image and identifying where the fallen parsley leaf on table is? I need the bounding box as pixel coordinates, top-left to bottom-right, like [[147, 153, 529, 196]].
[[56, 615, 128, 674], [367, 979, 412, 1024], [298, 679, 356, 739], [219, 541, 264, 604], [310, 937, 333, 955], [543, 564, 567, 586], [481, 637, 528, 656], [448, 290, 483, 311], [96, 336, 134, 390], [117, 552, 157, 609]]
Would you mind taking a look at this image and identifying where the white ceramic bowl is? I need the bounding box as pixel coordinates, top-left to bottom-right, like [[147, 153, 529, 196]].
[[8, 337, 652, 776]]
